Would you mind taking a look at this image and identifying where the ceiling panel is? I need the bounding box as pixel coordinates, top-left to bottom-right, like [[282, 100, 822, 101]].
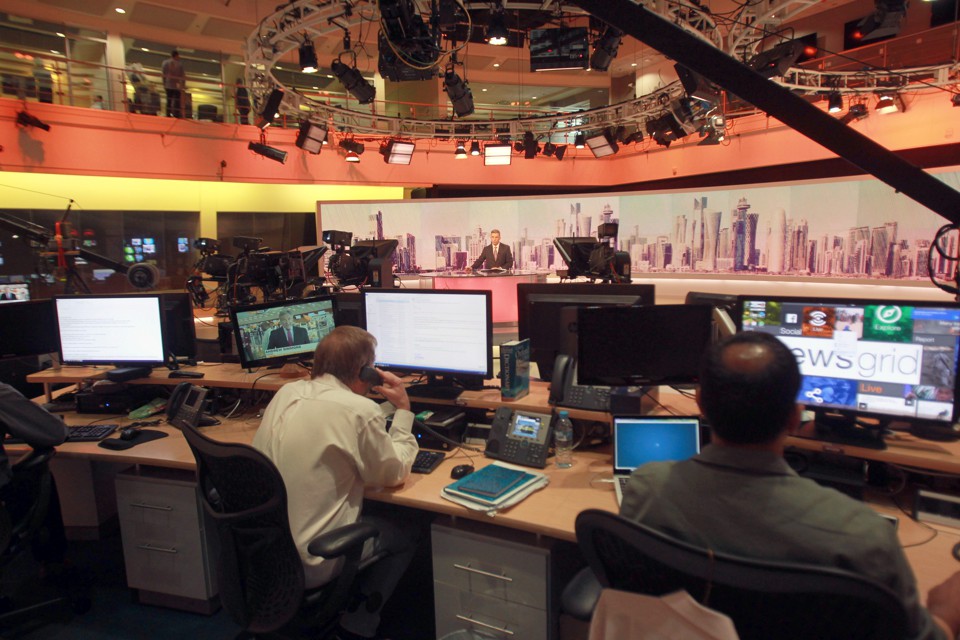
[[201, 17, 250, 41], [129, 2, 195, 31], [37, 0, 113, 16]]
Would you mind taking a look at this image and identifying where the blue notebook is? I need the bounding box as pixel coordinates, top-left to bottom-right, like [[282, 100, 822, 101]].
[[443, 464, 539, 506]]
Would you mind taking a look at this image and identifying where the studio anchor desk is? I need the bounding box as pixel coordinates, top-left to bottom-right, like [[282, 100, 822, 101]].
[[22, 366, 960, 638]]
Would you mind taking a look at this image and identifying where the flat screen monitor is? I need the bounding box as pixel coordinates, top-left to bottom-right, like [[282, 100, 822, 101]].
[[54, 295, 166, 366], [737, 295, 960, 448], [517, 283, 656, 381], [333, 291, 364, 327], [0, 299, 58, 359], [529, 27, 589, 72], [352, 239, 399, 260], [363, 288, 493, 399], [229, 296, 336, 369], [577, 304, 713, 386], [0, 283, 29, 303], [161, 292, 197, 360], [685, 291, 739, 342]]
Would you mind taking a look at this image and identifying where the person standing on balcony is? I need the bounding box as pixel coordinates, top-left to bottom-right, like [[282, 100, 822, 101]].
[[161, 50, 186, 118]]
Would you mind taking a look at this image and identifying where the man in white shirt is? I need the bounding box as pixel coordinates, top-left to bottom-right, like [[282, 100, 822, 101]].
[[253, 326, 419, 640]]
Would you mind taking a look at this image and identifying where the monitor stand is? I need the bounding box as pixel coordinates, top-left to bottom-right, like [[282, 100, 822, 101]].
[[809, 412, 887, 450], [406, 375, 464, 400]]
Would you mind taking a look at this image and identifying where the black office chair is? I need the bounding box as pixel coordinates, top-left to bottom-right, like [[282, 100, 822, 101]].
[[568, 509, 911, 640], [180, 423, 384, 639], [0, 447, 86, 633]]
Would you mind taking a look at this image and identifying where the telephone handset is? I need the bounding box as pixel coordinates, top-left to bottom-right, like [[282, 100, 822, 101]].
[[484, 406, 552, 469], [166, 382, 213, 429], [549, 355, 611, 412]]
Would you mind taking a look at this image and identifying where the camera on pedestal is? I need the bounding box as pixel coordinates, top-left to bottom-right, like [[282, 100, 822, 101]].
[[323, 230, 398, 289]]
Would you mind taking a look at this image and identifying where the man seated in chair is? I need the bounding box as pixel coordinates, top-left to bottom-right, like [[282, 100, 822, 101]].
[[620, 332, 960, 640], [253, 326, 419, 640], [0, 383, 69, 570]]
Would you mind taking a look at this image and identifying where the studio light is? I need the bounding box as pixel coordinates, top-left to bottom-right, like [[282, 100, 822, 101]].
[[840, 102, 869, 124], [15, 111, 50, 131], [698, 115, 726, 146], [380, 139, 415, 165], [332, 59, 376, 105], [486, 4, 508, 46], [585, 129, 619, 158], [469, 140, 481, 156], [574, 133, 585, 149], [483, 142, 512, 166], [543, 142, 556, 157], [590, 26, 623, 72], [855, 0, 908, 42], [875, 93, 902, 114], [746, 40, 805, 79], [454, 141, 468, 159], [828, 91, 844, 113], [675, 64, 720, 104], [522, 131, 540, 159], [255, 88, 284, 129], [952, 93, 960, 107], [299, 41, 318, 73], [248, 141, 287, 164], [444, 70, 475, 117], [295, 120, 327, 154], [339, 139, 366, 159], [550, 144, 567, 161]]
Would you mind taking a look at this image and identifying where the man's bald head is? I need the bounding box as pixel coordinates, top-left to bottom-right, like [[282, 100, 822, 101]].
[[699, 332, 801, 445]]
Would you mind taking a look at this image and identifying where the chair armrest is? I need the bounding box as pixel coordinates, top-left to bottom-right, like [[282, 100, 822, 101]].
[[561, 567, 602, 622], [11, 447, 55, 472], [307, 522, 380, 559]]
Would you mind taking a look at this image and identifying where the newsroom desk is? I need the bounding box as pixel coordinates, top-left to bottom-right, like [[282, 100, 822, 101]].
[[21, 365, 960, 636]]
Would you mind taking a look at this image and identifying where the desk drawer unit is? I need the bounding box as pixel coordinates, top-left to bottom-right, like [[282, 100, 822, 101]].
[[115, 468, 217, 607], [432, 521, 558, 639]]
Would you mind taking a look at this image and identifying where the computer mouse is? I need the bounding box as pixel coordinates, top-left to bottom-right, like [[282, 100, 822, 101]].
[[119, 428, 139, 441], [450, 464, 474, 480]]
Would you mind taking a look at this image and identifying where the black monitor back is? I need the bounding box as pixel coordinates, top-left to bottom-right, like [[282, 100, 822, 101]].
[[161, 292, 198, 359], [0, 299, 58, 360], [334, 291, 365, 327]]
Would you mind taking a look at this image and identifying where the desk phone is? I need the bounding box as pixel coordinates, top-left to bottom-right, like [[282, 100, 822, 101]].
[[484, 406, 552, 469], [549, 355, 611, 412]]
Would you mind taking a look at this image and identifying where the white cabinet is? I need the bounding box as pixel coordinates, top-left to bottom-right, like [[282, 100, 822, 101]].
[[432, 519, 577, 640], [115, 467, 218, 613]]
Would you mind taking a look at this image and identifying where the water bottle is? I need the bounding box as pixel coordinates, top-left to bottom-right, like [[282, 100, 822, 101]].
[[554, 411, 574, 468]]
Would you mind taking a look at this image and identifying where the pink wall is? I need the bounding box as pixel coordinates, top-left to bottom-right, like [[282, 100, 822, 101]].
[[1, 92, 955, 188]]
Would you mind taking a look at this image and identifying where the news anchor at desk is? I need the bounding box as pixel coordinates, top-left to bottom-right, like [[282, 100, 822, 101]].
[[466, 229, 513, 272]]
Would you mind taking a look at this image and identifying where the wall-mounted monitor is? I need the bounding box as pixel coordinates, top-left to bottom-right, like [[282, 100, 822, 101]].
[[0, 283, 29, 303], [229, 296, 336, 369], [577, 304, 713, 386], [529, 27, 589, 72], [517, 283, 656, 381], [54, 295, 166, 367], [737, 295, 960, 448], [363, 288, 493, 399]]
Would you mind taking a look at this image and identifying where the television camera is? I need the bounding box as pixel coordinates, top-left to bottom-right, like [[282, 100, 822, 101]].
[[322, 230, 399, 289], [0, 213, 158, 293], [554, 223, 631, 283], [187, 235, 327, 310]]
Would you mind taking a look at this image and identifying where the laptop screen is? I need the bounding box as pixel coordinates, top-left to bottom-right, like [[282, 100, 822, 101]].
[[613, 416, 702, 473]]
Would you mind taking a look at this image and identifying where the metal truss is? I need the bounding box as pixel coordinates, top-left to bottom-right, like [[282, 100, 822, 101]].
[[243, 0, 956, 145]]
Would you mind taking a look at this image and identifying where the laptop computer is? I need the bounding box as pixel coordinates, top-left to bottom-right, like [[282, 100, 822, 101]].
[[612, 415, 702, 506]]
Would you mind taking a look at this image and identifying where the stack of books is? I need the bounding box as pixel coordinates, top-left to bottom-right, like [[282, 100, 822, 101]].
[[442, 462, 546, 510]]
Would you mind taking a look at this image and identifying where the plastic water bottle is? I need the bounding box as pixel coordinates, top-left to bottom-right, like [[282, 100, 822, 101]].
[[554, 411, 574, 468]]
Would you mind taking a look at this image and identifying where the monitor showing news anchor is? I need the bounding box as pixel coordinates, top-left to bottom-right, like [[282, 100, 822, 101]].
[[230, 296, 336, 369], [0, 283, 29, 303]]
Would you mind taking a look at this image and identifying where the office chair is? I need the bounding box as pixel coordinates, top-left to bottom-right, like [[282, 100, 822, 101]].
[[0, 447, 86, 633], [568, 509, 911, 640], [180, 423, 384, 639]]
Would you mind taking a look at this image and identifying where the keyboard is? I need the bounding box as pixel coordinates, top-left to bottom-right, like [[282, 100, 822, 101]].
[[412, 450, 445, 474], [67, 424, 119, 442]]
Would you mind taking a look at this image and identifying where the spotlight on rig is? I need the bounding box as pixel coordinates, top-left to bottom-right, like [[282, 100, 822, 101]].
[[295, 120, 327, 154], [590, 26, 622, 72], [255, 89, 284, 129], [444, 69, 475, 117], [299, 41, 318, 73], [248, 140, 288, 164], [332, 59, 376, 104]]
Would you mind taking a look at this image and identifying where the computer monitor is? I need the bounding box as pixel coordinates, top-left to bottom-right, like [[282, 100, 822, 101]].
[[363, 288, 493, 399], [577, 304, 713, 386], [333, 291, 365, 327], [0, 283, 29, 303], [517, 283, 656, 381], [0, 299, 58, 360], [229, 296, 336, 369], [54, 295, 167, 367], [685, 291, 739, 342], [161, 292, 198, 360], [737, 295, 960, 448]]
